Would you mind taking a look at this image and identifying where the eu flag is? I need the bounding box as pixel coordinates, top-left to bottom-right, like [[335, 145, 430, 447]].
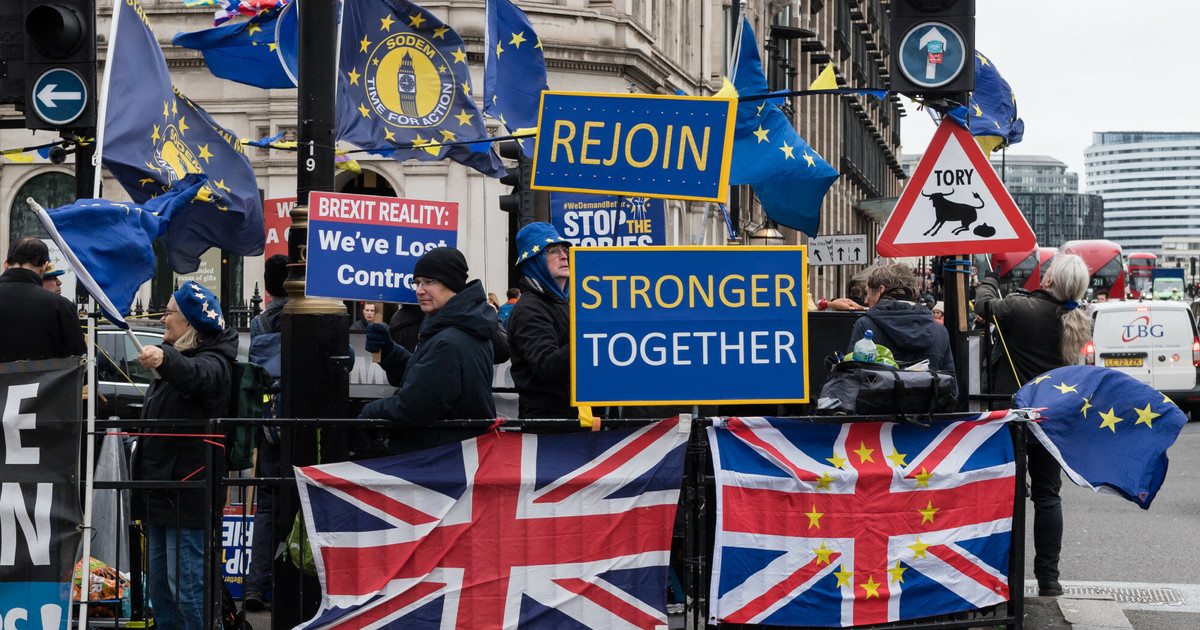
[[337, 0, 506, 178], [173, 5, 296, 89], [1015, 365, 1187, 509], [483, 0, 547, 157], [728, 16, 838, 237], [945, 51, 1024, 154], [103, 0, 265, 273], [38, 175, 210, 324]]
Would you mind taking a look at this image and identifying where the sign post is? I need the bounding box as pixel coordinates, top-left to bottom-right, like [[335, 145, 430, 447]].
[[571, 247, 809, 406]]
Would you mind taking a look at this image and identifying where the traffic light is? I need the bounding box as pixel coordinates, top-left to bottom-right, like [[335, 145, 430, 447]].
[[888, 0, 974, 99], [498, 139, 535, 228], [22, 0, 96, 130]]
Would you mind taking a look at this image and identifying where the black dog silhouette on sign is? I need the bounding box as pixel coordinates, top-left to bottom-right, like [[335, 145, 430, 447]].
[[921, 189, 985, 236]]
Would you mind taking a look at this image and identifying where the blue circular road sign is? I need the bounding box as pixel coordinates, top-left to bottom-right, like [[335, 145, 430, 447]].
[[31, 68, 89, 126], [896, 21, 968, 90]]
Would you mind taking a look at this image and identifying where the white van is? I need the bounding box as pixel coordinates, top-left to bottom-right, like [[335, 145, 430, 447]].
[[1083, 301, 1200, 413]]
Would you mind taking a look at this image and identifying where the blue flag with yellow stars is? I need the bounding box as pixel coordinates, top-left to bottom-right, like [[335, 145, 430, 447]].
[[337, 0, 506, 178], [728, 16, 838, 237], [41, 175, 210, 324], [483, 0, 547, 158], [103, 0, 265, 274], [945, 51, 1024, 154], [173, 5, 296, 89], [1015, 365, 1187, 509]]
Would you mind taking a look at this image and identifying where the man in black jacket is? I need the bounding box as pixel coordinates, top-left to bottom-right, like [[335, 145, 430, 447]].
[[360, 247, 496, 452], [0, 237, 85, 362], [507, 223, 574, 419]]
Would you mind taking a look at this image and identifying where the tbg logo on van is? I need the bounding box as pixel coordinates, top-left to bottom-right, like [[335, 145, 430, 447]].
[[1121, 315, 1164, 342]]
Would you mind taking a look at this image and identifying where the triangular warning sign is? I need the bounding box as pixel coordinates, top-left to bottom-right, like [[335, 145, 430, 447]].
[[877, 119, 1035, 257]]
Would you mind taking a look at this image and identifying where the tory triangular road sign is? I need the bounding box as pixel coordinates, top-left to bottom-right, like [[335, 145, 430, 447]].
[[878, 119, 1036, 257]]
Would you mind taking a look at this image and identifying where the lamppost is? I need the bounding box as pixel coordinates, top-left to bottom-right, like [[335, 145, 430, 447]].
[[748, 218, 787, 246]]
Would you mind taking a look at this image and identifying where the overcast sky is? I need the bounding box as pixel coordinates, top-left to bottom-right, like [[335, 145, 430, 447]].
[[898, 1, 1200, 183]]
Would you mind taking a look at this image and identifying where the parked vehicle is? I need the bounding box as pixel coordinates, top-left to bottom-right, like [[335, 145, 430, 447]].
[[94, 324, 164, 420], [1082, 301, 1200, 415], [1150, 267, 1186, 300]]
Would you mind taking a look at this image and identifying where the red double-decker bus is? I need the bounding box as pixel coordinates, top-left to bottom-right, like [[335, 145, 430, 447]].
[[991, 247, 1041, 293], [1061, 239, 1126, 299], [1126, 252, 1158, 299]]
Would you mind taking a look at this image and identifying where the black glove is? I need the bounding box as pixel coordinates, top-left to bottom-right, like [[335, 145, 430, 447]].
[[364, 323, 396, 359]]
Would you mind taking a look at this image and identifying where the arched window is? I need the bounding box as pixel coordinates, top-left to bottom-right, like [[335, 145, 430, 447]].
[[9, 172, 75, 239]]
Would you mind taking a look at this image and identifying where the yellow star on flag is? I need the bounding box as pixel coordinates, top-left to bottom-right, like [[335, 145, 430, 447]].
[[197, 144, 213, 163], [495, 42, 504, 57], [919, 501, 939, 524], [461, 81, 471, 97], [535, 38, 543, 49], [826, 451, 847, 469], [752, 126, 769, 143], [214, 179, 231, 193], [885, 448, 908, 467], [379, 14, 394, 31], [348, 68, 361, 85], [171, 100, 178, 117], [755, 102, 765, 117], [163, 101, 169, 119], [908, 537, 930, 559], [977, 52, 989, 66], [268, 42, 277, 52], [1099, 408, 1124, 433], [973, 103, 983, 116], [812, 542, 834, 565], [358, 104, 371, 118], [408, 12, 426, 29], [815, 471, 835, 491], [359, 34, 372, 53], [853, 442, 874, 463], [509, 31, 527, 48], [1163, 393, 1172, 404], [138, 178, 154, 186], [384, 129, 396, 142], [433, 25, 449, 39], [247, 23, 262, 35], [452, 47, 467, 64], [888, 561, 907, 584], [1054, 382, 1078, 394], [802, 151, 816, 167], [1081, 397, 1092, 417], [1030, 374, 1051, 385], [440, 129, 457, 142], [913, 467, 933, 488], [1134, 404, 1160, 428], [454, 109, 473, 126], [177, 117, 188, 134], [834, 565, 854, 589], [804, 504, 824, 529], [860, 575, 882, 598], [779, 142, 795, 159], [151, 125, 161, 143]]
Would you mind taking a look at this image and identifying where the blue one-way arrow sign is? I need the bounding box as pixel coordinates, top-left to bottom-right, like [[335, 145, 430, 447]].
[[31, 68, 88, 126]]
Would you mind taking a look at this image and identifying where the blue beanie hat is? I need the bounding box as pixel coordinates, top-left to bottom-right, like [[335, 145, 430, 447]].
[[173, 281, 225, 333], [515, 222, 571, 266]]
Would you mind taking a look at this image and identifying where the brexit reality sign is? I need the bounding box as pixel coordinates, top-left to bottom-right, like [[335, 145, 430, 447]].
[[306, 191, 458, 303], [531, 92, 736, 203], [571, 247, 809, 406]]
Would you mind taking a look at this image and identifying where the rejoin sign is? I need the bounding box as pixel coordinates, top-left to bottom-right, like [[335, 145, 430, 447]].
[[532, 92, 736, 203], [571, 247, 809, 406], [306, 191, 458, 303]]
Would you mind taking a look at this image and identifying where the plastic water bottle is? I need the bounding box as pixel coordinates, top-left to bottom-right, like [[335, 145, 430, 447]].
[[852, 330, 877, 363]]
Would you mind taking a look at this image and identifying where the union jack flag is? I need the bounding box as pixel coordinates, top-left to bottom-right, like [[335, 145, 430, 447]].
[[294, 418, 688, 630], [708, 415, 1017, 627]]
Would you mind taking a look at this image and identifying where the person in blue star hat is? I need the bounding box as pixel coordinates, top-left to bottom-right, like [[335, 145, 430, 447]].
[[507, 222, 574, 419], [134, 281, 236, 630]]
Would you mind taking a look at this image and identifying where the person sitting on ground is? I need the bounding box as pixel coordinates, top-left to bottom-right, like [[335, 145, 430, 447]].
[[359, 247, 496, 453], [845, 263, 955, 372]]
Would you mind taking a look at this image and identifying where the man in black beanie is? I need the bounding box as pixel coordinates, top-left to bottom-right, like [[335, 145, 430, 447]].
[[360, 247, 497, 453]]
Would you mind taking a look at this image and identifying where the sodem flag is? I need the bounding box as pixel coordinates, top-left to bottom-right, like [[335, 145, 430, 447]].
[[337, 0, 505, 178]]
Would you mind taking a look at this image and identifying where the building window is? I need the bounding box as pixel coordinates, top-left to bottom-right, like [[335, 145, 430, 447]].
[[9, 172, 75, 240]]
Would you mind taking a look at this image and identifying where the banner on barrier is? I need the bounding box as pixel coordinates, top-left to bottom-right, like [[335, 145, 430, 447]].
[[0, 358, 84, 630]]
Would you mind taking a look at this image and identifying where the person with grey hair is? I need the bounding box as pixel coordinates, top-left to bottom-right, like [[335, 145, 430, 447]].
[[845, 262, 955, 372], [975, 252, 1092, 598]]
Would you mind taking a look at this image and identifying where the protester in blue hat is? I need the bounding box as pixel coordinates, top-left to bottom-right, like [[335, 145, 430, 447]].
[[507, 222, 574, 418], [134, 281, 237, 630], [42, 261, 66, 294], [360, 247, 497, 453]]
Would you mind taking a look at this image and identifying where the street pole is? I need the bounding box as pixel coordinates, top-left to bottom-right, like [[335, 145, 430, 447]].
[[276, 0, 349, 626]]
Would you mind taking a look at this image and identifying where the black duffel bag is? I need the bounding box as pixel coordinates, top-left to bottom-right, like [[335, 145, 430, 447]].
[[816, 360, 957, 416]]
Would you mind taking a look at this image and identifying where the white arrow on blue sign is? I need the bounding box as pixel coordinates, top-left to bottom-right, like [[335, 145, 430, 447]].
[[896, 21, 967, 90], [31, 68, 88, 126]]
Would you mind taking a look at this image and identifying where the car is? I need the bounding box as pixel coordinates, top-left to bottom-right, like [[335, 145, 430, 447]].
[[94, 324, 164, 419], [1082, 301, 1200, 415]]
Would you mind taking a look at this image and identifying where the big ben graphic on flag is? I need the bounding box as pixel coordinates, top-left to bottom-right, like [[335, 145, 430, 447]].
[[337, 0, 506, 178]]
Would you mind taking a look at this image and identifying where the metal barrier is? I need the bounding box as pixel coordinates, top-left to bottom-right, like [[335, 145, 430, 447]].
[[88, 415, 1027, 630]]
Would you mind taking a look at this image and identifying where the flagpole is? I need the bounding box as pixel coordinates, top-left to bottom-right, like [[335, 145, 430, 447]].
[[92, 0, 126, 199]]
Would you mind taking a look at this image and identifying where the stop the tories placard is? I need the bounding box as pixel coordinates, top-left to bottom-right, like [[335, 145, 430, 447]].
[[306, 191, 458, 303]]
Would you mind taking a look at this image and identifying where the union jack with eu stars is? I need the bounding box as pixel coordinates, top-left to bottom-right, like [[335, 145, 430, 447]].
[[707, 414, 1017, 627], [294, 417, 688, 630]]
